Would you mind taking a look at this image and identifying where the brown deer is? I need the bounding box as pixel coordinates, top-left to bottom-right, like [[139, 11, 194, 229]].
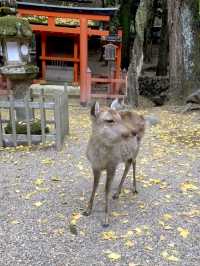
[[83, 102, 145, 226]]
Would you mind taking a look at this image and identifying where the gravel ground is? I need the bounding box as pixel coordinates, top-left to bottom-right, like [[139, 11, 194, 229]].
[[0, 105, 200, 266]]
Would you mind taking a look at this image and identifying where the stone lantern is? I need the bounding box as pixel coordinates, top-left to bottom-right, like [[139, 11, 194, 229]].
[[0, 14, 38, 120]]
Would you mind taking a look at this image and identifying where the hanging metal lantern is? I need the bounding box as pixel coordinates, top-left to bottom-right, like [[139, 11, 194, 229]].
[[103, 43, 117, 61]]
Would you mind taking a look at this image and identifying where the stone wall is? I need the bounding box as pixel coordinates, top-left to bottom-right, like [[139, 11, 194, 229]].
[[139, 75, 169, 105]]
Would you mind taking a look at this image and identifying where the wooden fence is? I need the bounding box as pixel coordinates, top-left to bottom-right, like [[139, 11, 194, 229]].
[[85, 67, 127, 102], [0, 84, 69, 151]]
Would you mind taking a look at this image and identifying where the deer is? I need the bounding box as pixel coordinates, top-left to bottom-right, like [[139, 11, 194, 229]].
[[83, 102, 145, 226]]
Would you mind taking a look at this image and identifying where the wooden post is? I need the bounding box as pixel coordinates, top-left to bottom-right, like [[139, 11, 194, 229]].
[[9, 94, 17, 147], [54, 94, 62, 151], [64, 83, 69, 135], [115, 30, 122, 80], [24, 93, 31, 146], [80, 17, 88, 106], [41, 33, 46, 80], [74, 39, 79, 83], [39, 89, 46, 145], [0, 112, 3, 147], [86, 68, 92, 102]]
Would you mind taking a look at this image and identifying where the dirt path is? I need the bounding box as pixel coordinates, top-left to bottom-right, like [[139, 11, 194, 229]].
[[0, 106, 200, 266]]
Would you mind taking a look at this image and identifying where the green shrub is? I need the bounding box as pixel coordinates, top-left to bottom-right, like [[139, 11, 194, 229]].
[[5, 120, 49, 135]]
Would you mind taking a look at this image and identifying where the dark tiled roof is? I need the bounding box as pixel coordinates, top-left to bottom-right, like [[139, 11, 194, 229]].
[[17, 1, 118, 15]]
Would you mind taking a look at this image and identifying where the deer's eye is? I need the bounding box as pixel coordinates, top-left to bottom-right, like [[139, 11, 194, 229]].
[[105, 119, 115, 124]]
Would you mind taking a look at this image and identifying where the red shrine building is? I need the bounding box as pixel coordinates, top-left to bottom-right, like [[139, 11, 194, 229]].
[[2, 1, 126, 104]]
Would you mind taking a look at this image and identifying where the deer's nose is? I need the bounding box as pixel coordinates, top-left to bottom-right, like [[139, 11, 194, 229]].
[[131, 130, 137, 136]]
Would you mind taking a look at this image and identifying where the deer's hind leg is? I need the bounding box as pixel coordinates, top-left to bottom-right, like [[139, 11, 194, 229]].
[[132, 160, 138, 193], [83, 169, 101, 216], [113, 159, 132, 199], [104, 166, 116, 227]]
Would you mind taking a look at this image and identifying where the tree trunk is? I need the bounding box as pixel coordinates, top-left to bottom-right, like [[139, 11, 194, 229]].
[[167, 0, 183, 103], [156, 0, 169, 76], [168, 0, 200, 104], [119, 0, 132, 69], [143, 0, 157, 63]]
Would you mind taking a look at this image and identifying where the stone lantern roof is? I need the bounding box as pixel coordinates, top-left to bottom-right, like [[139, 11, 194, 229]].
[[0, 16, 32, 39]]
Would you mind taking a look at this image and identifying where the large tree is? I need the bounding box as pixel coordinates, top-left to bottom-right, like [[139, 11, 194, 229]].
[[167, 0, 200, 103]]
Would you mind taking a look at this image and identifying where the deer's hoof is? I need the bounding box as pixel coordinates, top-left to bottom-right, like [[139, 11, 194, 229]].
[[102, 215, 110, 227], [102, 222, 109, 228], [133, 189, 138, 194], [112, 192, 119, 200], [82, 210, 91, 216]]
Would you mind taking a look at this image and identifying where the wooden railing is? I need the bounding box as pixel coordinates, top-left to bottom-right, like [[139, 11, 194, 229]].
[[85, 67, 127, 101], [0, 85, 69, 150]]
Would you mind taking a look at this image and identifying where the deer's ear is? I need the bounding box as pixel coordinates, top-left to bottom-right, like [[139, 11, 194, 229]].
[[91, 102, 100, 117]]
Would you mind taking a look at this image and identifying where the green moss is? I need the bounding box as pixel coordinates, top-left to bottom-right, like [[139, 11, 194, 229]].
[[0, 16, 32, 39], [5, 120, 49, 135]]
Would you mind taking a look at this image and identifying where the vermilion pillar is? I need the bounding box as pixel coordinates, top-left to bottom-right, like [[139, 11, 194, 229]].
[[115, 30, 122, 80], [41, 33, 46, 80], [74, 39, 79, 83], [80, 17, 88, 105]]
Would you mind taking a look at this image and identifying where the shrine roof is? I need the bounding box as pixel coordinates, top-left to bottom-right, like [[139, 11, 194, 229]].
[[17, 1, 118, 15]]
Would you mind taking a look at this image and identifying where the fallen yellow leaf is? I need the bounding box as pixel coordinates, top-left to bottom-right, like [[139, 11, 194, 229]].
[[163, 213, 173, 221], [34, 178, 44, 186], [134, 227, 143, 235], [10, 220, 20, 225], [33, 201, 44, 207], [177, 227, 189, 238], [107, 252, 121, 261], [125, 240, 134, 248], [161, 250, 179, 262], [70, 212, 82, 226], [101, 231, 117, 240], [180, 181, 198, 192]]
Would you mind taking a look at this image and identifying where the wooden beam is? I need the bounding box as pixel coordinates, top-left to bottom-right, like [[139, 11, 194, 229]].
[[40, 56, 80, 62], [31, 24, 80, 34], [30, 24, 109, 37]]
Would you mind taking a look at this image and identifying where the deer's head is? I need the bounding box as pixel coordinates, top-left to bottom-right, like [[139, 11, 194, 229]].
[[90, 102, 145, 147]]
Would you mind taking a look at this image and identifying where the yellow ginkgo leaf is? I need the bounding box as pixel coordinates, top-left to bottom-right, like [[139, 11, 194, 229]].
[[167, 255, 180, 262], [70, 212, 82, 225], [180, 182, 198, 192], [72, 212, 82, 220], [145, 245, 153, 251], [163, 213, 173, 221], [177, 227, 189, 238], [149, 178, 161, 184], [125, 240, 134, 248], [41, 158, 53, 165], [134, 227, 143, 235], [24, 191, 37, 200], [10, 220, 20, 225], [161, 250, 169, 258], [34, 178, 44, 186], [101, 231, 117, 240], [33, 201, 44, 207], [107, 252, 121, 261], [123, 230, 134, 238], [161, 250, 179, 262]]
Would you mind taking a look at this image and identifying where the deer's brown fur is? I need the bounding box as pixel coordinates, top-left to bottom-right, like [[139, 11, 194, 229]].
[[84, 102, 145, 226]]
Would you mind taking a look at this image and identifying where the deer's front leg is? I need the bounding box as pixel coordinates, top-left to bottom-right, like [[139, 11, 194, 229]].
[[113, 159, 132, 199], [104, 167, 116, 227], [83, 169, 101, 216], [132, 160, 138, 193]]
